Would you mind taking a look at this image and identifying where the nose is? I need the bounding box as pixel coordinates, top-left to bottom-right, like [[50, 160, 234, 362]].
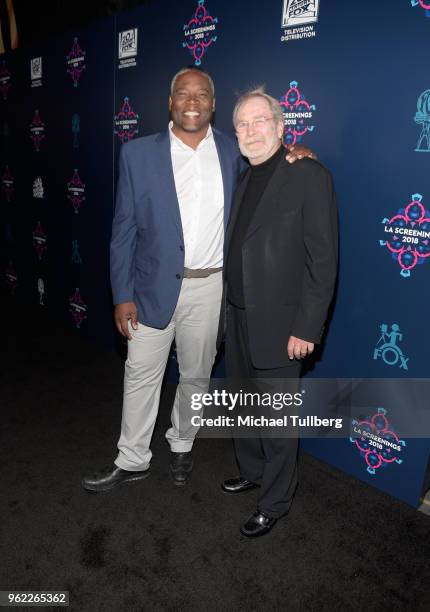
[[246, 122, 256, 136], [186, 93, 200, 104]]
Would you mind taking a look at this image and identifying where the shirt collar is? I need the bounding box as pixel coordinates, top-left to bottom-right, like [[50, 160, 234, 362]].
[[168, 121, 214, 151]]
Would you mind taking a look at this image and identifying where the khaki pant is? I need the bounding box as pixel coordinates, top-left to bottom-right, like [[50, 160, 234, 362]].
[[114, 272, 222, 471]]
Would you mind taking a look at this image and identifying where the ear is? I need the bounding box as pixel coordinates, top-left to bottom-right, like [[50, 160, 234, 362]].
[[168, 96, 172, 111], [276, 121, 284, 139], [212, 97, 216, 112]]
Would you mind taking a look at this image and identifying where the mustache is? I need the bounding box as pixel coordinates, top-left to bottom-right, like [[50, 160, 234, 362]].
[[244, 138, 265, 145]]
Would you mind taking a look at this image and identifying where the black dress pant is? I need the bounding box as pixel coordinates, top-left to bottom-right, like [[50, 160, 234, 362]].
[[225, 302, 302, 518]]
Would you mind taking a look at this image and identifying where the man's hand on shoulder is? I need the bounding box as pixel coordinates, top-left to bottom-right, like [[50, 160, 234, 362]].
[[287, 336, 314, 360], [114, 302, 138, 340], [285, 144, 317, 164]]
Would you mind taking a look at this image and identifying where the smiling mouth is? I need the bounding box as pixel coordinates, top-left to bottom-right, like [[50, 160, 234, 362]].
[[184, 111, 200, 117]]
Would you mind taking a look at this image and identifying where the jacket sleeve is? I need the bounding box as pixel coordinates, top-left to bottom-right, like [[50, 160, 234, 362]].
[[110, 144, 137, 305], [290, 162, 338, 343]]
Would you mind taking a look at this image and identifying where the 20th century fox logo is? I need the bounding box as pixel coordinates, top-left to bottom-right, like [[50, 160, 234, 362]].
[[282, 0, 320, 27], [119, 29, 138, 59]]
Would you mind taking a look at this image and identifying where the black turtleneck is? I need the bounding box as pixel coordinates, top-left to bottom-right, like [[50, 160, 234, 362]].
[[226, 144, 284, 308]]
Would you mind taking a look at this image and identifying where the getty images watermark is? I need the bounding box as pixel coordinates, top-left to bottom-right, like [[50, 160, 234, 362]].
[[178, 379, 430, 440], [189, 388, 343, 431]]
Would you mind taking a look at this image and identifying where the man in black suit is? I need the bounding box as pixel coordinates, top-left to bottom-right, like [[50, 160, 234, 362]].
[[220, 88, 338, 537]]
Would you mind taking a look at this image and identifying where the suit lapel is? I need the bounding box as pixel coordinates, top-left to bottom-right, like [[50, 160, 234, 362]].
[[225, 168, 251, 253], [154, 129, 184, 240], [213, 128, 233, 228]]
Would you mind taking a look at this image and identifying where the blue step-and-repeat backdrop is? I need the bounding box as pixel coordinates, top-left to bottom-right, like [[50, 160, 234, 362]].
[[1, 0, 429, 507]]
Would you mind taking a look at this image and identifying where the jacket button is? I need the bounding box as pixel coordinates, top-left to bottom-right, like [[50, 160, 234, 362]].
[[179, 245, 184, 251], [176, 273, 181, 279]]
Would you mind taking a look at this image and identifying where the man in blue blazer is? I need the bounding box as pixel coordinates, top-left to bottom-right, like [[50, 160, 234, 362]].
[[82, 68, 312, 492]]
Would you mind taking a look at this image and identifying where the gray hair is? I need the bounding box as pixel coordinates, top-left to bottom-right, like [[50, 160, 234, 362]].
[[170, 67, 215, 97], [233, 86, 284, 127]]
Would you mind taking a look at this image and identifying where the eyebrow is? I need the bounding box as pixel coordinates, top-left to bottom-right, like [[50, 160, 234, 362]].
[[174, 87, 210, 93], [236, 114, 267, 121]]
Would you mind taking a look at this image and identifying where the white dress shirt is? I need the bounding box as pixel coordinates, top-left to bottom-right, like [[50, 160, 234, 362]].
[[169, 122, 224, 269]]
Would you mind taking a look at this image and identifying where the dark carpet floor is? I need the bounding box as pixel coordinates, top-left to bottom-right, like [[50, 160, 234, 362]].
[[1, 301, 430, 612]]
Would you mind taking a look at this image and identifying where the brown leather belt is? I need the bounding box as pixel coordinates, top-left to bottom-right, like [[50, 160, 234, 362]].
[[183, 266, 222, 279]]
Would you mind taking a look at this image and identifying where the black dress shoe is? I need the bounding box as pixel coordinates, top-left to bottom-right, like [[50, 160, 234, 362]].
[[81, 465, 150, 493], [170, 451, 193, 486], [240, 510, 278, 538], [221, 477, 259, 494]]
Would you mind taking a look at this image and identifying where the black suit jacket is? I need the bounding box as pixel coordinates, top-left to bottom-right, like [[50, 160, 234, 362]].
[[219, 154, 338, 369]]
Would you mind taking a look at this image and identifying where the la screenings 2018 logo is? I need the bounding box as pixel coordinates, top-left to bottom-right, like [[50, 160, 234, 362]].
[[379, 193, 430, 277], [114, 97, 140, 143], [411, 0, 430, 17], [281, 0, 320, 42], [182, 0, 218, 66], [350, 408, 405, 476], [280, 81, 316, 146], [69, 288, 87, 328], [66, 38, 86, 87]]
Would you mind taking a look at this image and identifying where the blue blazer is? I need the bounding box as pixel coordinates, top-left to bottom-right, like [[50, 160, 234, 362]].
[[110, 127, 244, 328]]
